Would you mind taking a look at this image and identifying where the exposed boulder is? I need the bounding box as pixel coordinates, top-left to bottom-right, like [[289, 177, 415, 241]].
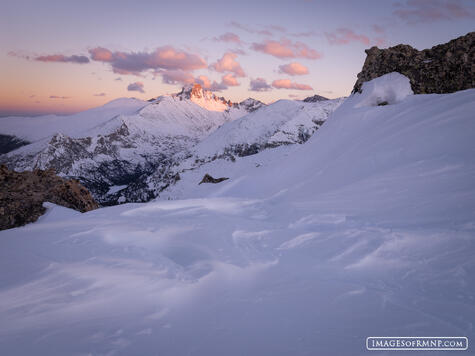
[[0, 165, 98, 230], [353, 31, 474, 94], [199, 174, 229, 185]]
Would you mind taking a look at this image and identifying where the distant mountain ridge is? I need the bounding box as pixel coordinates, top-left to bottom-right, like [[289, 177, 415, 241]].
[[0, 84, 341, 205]]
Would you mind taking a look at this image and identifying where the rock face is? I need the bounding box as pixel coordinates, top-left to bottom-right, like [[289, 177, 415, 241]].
[[0, 165, 98, 230], [0, 134, 29, 154], [353, 32, 474, 94], [198, 174, 229, 184]]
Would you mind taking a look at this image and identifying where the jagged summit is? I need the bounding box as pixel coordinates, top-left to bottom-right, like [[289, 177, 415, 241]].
[[172, 83, 231, 112]]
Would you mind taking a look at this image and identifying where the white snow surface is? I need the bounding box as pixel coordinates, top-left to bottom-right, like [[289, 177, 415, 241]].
[[1, 77, 475, 355], [0, 98, 147, 142], [353, 72, 413, 108]]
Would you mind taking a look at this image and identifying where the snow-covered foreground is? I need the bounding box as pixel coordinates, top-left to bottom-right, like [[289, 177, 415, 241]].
[[1, 75, 475, 355]]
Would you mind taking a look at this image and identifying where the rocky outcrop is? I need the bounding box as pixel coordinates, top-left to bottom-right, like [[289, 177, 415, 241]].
[[353, 32, 474, 94], [199, 174, 229, 184], [0, 165, 98, 230]]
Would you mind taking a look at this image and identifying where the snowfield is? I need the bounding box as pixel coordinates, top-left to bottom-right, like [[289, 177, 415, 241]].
[[1, 74, 475, 355]]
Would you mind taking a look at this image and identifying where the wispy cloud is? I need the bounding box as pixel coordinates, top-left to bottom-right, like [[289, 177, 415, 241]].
[[251, 38, 322, 59], [372, 24, 385, 34], [127, 82, 145, 93], [210, 52, 245, 77], [89, 46, 206, 75], [49, 95, 71, 99], [272, 79, 313, 90], [35, 54, 90, 64], [213, 32, 242, 45], [325, 28, 370, 45], [290, 31, 316, 38], [249, 78, 272, 92], [93, 93, 106, 97], [393, 0, 474, 24], [278, 62, 309, 76], [9, 51, 89, 64], [230, 21, 273, 36]]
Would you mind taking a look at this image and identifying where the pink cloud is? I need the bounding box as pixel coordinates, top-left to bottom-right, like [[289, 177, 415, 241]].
[[127, 82, 145, 93], [222, 73, 239, 86], [93, 93, 106, 97], [160, 70, 195, 85], [159, 72, 231, 92], [210, 52, 245, 77], [196, 75, 228, 91], [251, 38, 322, 59], [249, 78, 272, 92], [272, 79, 313, 90], [196, 75, 211, 89], [214, 32, 242, 44], [278, 62, 309, 76], [325, 28, 370, 46], [89, 46, 206, 75], [393, 0, 474, 24], [89, 47, 113, 61]]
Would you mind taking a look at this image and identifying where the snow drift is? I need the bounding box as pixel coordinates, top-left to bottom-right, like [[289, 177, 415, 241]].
[[1, 75, 475, 356]]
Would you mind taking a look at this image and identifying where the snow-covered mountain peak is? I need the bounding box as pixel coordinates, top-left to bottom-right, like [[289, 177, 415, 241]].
[[235, 98, 266, 112], [172, 83, 231, 112]]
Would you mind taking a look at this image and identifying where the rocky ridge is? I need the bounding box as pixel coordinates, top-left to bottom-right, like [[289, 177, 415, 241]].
[[353, 31, 474, 94], [0, 165, 98, 230]]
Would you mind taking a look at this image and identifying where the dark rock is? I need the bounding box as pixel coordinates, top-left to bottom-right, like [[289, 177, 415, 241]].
[[353, 31, 474, 94], [303, 94, 329, 102], [0, 134, 29, 154], [199, 174, 229, 185], [0, 165, 98, 230]]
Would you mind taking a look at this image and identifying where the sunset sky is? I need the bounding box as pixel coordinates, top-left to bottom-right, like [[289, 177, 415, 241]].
[[1, 0, 473, 116]]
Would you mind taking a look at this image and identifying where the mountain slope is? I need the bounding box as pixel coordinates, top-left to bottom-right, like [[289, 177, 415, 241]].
[[123, 97, 343, 203], [0, 86, 264, 204], [0, 85, 341, 205]]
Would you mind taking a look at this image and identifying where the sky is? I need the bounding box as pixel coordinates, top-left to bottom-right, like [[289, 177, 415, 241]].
[[0, 0, 473, 116]]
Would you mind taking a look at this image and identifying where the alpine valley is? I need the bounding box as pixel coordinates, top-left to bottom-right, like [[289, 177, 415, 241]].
[[0, 84, 342, 205]]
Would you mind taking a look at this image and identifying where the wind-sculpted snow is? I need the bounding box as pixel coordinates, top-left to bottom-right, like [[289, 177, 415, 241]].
[[1, 76, 474, 355]]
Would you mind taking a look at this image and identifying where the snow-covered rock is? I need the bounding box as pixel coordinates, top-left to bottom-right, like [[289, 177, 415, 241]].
[[351, 72, 413, 108]]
